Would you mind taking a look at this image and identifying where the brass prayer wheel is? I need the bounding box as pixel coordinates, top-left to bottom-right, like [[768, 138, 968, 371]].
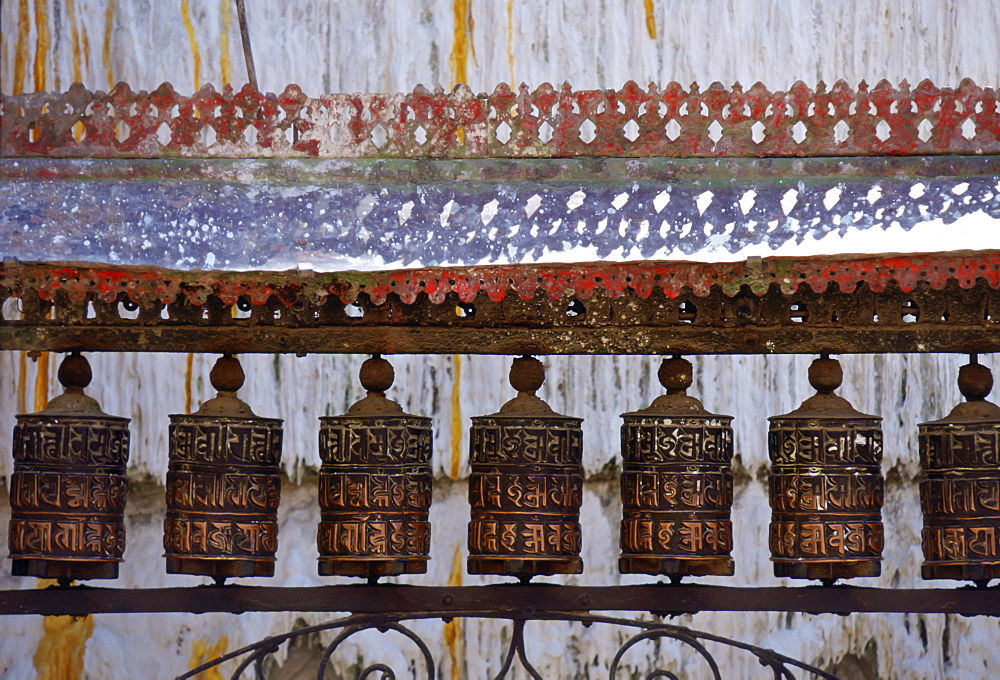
[[317, 355, 433, 578], [467, 356, 584, 578], [620, 357, 735, 578], [164, 354, 283, 579], [768, 356, 884, 581], [919, 358, 1000, 584], [8, 352, 130, 581]]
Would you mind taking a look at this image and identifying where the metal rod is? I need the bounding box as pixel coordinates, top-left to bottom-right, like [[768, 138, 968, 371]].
[[4, 326, 1000, 357], [1, 585, 998, 617], [234, 0, 258, 90]]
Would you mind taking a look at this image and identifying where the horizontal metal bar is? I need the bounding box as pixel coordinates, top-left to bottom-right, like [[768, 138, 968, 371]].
[[1, 584, 996, 617], [3, 325, 999, 355]]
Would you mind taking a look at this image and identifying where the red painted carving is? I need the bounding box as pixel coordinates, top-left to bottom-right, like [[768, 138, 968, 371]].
[[3, 80, 998, 158]]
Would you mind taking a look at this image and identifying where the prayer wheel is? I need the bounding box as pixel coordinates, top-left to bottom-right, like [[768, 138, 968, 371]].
[[317, 355, 433, 578], [768, 356, 884, 581], [164, 355, 283, 580], [620, 357, 735, 577], [8, 352, 130, 581], [920, 358, 1000, 584], [467, 356, 584, 579]]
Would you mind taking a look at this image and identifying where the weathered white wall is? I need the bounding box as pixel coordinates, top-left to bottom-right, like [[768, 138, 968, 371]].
[[2, 0, 999, 96], [2, 1, 1000, 678]]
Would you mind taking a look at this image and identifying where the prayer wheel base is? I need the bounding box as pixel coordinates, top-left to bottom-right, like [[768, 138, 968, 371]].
[[467, 557, 583, 577], [922, 563, 1000, 583], [619, 556, 734, 577], [11, 559, 119, 581], [166, 557, 275, 579], [773, 560, 880, 581], [318, 558, 428, 578]]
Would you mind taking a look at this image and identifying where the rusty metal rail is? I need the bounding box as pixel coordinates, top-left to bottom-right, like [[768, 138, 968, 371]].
[[0, 584, 997, 617]]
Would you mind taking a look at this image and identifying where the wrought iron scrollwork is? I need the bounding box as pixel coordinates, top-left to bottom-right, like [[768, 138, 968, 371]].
[[178, 611, 840, 680]]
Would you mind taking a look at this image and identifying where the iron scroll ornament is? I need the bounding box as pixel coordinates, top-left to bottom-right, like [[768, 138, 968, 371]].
[[178, 611, 839, 680]]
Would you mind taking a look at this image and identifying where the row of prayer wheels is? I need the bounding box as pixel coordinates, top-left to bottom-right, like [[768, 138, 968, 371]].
[[7, 352, 1000, 585]]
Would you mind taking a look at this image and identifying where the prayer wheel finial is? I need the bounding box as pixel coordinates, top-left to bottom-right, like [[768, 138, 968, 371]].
[[768, 356, 884, 581], [9, 352, 131, 580], [164, 354, 283, 580], [620, 356, 735, 578], [467, 356, 584, 579], [920, 357, 1000, 585], [317, 355, 432, 578]]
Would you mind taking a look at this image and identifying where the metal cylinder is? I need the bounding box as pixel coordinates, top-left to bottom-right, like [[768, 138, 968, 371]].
[[768, 356, 884, 581], [317, 356, 433, 578], [8, 353, 130, 581], [620, 357, 735, 577], [467, 356, 584, 578], [920, 359, 1000, 584], [164, 355, 283, 580]]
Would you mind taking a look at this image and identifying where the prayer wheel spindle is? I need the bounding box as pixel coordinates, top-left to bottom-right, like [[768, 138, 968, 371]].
[[8, 352, 130, 581], [920, 357, 1000, 585], [164, 354, 283, 580], [768, 356, 884, 581], [317, 355, 433, 578], [620, 357, 735, 578], [467, 356, 584, 579]]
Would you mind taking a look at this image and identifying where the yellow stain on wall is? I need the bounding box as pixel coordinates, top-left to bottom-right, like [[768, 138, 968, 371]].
[[449, 355, 462, 480], [442, 544, 464, 679], [33, 0, 50, 91], [102, 0, 114, 88], [180, 0, 201, 91], [506, 0, 515, 85], [65, 0, 81, 83], [33, 351, 50, 411], [219, 0, 232, 87], [33, 614, 95, 680], [184, 352, 195, 414], [643, 0, 657, 40], [18, 351, 29, 413], [449, 0, 475, 88], [188, 636, 229, 680], [81, 22, 91, 74], [14, 0, 30, 95]]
